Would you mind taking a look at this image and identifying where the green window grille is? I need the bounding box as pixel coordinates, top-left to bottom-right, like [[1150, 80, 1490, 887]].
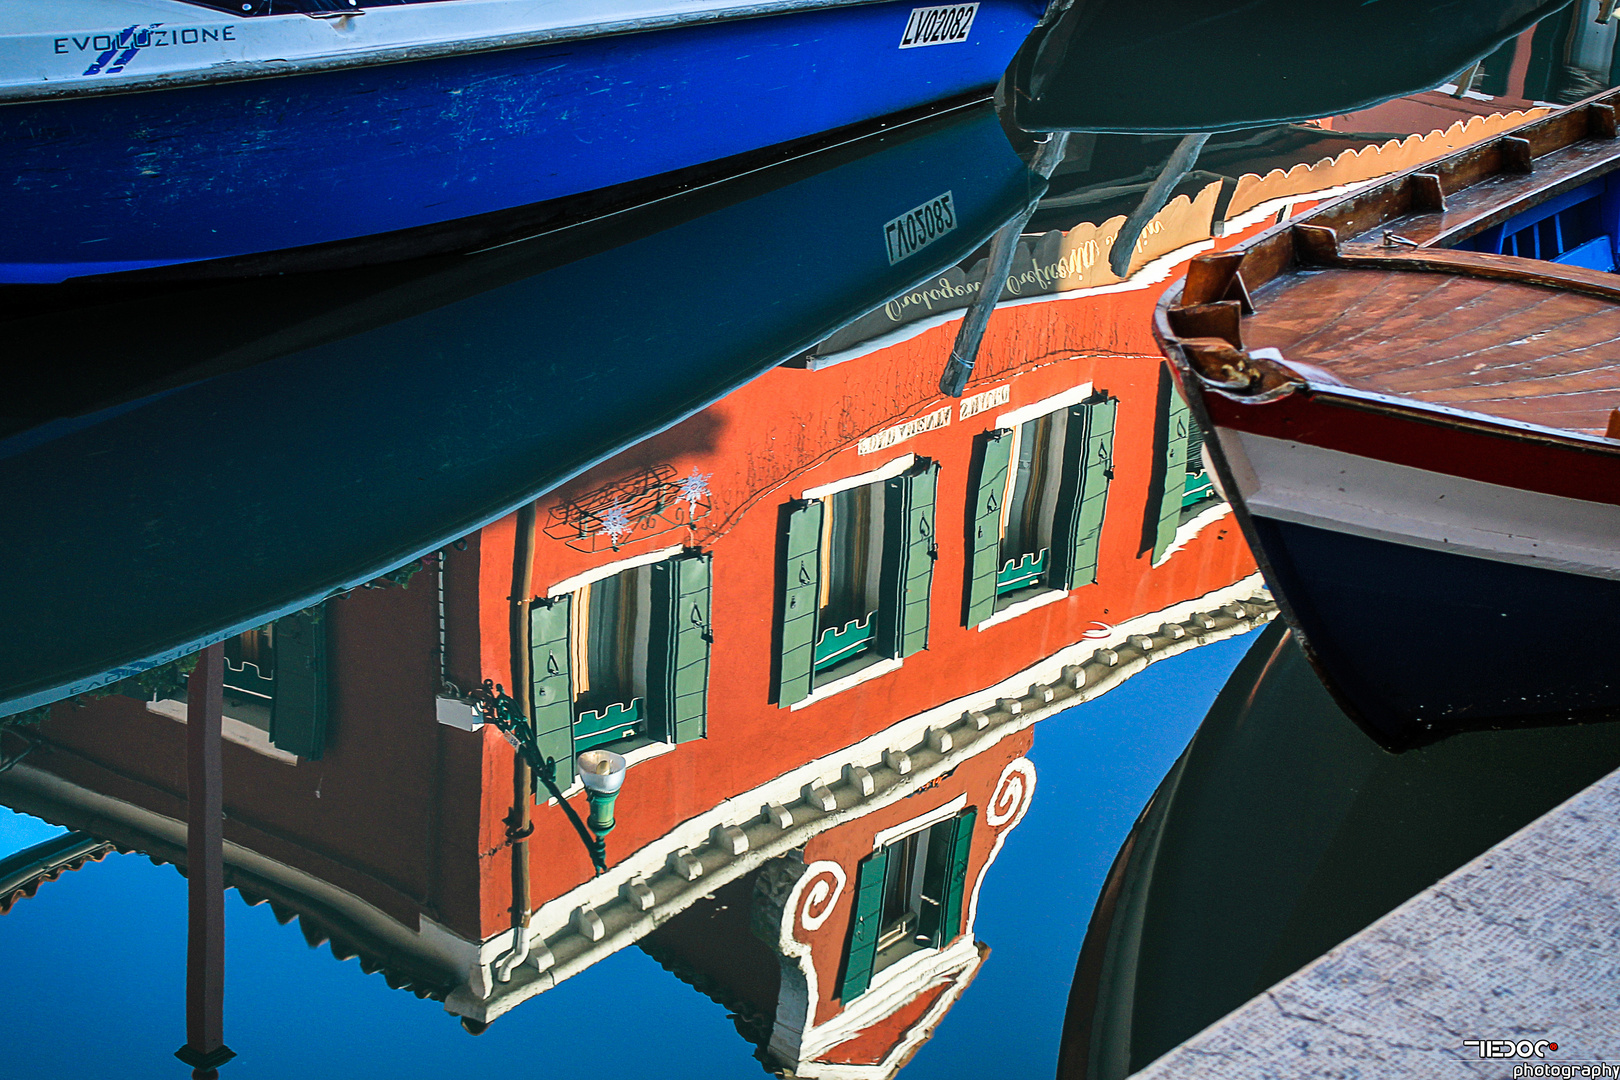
[[222, 647, 274, 703], [573, 698, 645, 752], [996, 549, 1049, 595], [814, 612, 877, 672]]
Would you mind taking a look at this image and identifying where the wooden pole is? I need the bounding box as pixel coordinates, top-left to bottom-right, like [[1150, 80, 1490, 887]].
[[175, 644, 235, 1078]]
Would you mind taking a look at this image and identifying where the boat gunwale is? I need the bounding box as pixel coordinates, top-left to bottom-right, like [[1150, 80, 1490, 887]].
[[1154, 278, 1620, 466], [1161, 240, 1620, 423], [1362, 144, 1620, 252], [0, 0, 918, 106], [1153, 92, 1620, 444], [1162, 88, 1620, 302]]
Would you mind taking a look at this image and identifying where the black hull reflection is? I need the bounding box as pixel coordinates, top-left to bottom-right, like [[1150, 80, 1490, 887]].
[[1060, 621, 1620, 1080], [0, 100, 1035, 717], [1011, 0, 1567, 132]]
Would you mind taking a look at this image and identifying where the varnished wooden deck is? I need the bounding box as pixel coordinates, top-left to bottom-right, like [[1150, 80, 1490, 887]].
[[1246, 267, 1620, 434]]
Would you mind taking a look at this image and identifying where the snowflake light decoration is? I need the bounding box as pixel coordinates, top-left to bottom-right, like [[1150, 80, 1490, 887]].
[[598, 497, 631, 547], [677, 466, 713, 514]]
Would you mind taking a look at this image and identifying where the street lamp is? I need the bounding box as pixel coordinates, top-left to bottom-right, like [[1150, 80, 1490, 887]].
[[577, 749, 626, 840], [469, 681, 626, 875]]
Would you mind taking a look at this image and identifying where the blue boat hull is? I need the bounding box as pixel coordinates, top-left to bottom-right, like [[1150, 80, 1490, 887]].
[[0, 101, 1036, 714], [1250, 516, 1620, 748], [2, 0, 1042, 283]]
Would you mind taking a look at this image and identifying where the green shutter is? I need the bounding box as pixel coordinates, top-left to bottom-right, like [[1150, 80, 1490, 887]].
[[1152, 377, 1191, 562], [529, 595, 576, 788], [778, 500, 824, 707], [966, 430, 1015, 626], [878, 459, 939, 659], [269, 609, 328, 760], [918, 820, 953, 947], [1051, 397, 1117, 589], [840, 846, 891, 1002], [937, 808, 976, 945], [649, 552, 711, 744]]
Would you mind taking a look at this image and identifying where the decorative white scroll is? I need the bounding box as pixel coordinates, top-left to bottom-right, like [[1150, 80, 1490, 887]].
[[986, 757, 1036, 829], [799, 862, 847, 932]]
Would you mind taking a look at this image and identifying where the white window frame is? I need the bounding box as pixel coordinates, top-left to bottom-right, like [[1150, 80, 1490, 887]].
[[871, 794, 969, 851], [545, 544, 685, 599], [802, 453, 915, 501]]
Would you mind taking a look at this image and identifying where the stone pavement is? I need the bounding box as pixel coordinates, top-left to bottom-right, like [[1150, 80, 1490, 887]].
[[1133, 765, 1620, 1078]]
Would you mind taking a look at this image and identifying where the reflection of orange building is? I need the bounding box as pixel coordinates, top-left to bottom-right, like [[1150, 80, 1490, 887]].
[[641, 742, 1039, 1079], [0, 165, 1304, 1058], [451, 269, 1265, 999]]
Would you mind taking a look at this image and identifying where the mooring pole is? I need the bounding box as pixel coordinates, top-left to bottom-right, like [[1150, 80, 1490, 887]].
[[938, 131, 1071, 397], [176, 644, 234, 1079]]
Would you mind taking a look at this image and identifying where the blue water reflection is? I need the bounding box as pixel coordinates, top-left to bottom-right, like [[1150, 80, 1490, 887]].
[[0, 634, 1254, 1079]]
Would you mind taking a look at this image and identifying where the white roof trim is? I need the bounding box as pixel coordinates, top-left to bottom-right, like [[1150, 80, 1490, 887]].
[[0, 761, 482, 976]]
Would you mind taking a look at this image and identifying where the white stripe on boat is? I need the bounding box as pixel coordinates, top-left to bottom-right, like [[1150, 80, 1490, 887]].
[[1221, 429, 1620, 582], [0, 0, 909, 100]]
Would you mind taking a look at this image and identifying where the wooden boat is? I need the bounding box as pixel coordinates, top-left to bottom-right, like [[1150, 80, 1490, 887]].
[[0, 100, 1037, 717], [1058, 621, 1620, 1080], [1009, 0, 1566, 134], [1154, 88, 1620, 749], [0, 0, 1043, 284]]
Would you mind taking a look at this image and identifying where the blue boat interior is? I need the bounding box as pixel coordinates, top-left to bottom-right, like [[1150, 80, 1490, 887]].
[[1459, 176, 1620, 271]]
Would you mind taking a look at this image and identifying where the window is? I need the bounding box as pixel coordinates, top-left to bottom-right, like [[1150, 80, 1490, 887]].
[[965, 393, 1116, 626], [996, 409, 1067, 607], [840, 808, 977, 1002], [571, 565, 653, 751], [1180, 414, 1221, 522], [777, 460, 939, 707], [157, 609, 329, 760], [815, 482, 887, 678], [530, 551, 711, 787], [1149, 369, 1224, 563], [222, 626, 276, 731]]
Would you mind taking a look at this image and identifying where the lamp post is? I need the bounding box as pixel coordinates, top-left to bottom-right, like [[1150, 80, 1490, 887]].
[[469, 682, 628, 875]]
